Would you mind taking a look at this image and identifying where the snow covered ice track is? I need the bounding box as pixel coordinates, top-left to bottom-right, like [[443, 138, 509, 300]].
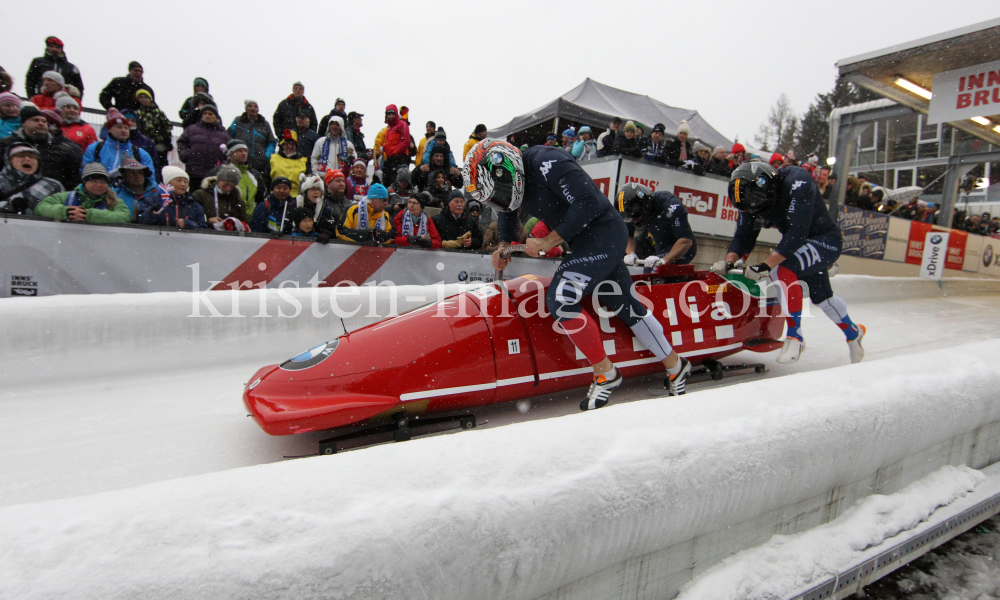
[[0, 277, 999, 600]]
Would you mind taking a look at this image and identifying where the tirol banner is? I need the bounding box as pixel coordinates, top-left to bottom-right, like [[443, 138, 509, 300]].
[[919, 230, 950, 280], [837, 206, 889, 260]]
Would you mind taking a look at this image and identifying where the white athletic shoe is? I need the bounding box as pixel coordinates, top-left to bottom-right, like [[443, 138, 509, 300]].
[[581, 368, 623, 411], [666, 356, 692, 396], [848, 325, 866, 364], [776, 337, 805, 364]]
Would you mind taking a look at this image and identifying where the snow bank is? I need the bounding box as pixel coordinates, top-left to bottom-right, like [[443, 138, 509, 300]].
[[2, 339, 1000, 600], [832, 274, 1000, 304], [676, 465, 986, 600]]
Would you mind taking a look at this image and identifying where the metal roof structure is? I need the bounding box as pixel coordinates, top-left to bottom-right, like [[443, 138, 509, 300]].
[[837, 18, 1000, 146]]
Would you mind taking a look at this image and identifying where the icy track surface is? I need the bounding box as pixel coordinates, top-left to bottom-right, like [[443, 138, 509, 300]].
[[0, 278, 998, 507]]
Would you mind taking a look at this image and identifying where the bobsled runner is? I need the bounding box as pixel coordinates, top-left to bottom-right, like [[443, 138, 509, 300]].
[[244, 248, 785, 452]]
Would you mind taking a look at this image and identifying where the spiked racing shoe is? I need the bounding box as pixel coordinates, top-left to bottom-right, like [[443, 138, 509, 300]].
[[665, 356, 692, 396], [581, 368, 623, 411], [848, 324, 866, 364], [775, 336, 805, 364]]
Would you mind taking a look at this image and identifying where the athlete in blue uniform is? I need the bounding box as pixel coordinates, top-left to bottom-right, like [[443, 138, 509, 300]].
[[711, 162, 866, 364], [463, 140, 692, 409], [615, 183, 697, 269]]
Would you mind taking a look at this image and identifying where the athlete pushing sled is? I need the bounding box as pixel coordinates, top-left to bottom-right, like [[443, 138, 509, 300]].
[[463, 139, 691, 410], [711, 162, 866, 364]]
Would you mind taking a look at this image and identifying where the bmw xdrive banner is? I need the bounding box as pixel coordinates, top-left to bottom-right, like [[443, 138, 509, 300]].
[[919, 231, 950, 280]]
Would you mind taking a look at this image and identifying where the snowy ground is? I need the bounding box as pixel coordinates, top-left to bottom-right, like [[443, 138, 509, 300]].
[[1, 282, 999, 600], [1, 289, 998, 507]]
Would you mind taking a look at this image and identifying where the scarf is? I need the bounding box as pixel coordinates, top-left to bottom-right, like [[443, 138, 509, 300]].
[[401, 210, 428, 238], [355, 196, 386, 231], [678, 141, 687, 162], [317, 136, 349, 172]]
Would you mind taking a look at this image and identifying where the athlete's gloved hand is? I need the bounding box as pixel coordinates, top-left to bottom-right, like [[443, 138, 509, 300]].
[[828, 262, 839, 277], [733, 258, 746, 270], [644, 255, 665, 268], [710, 260, 734, 275], [744, 262, 772, 281], [623, 253, 638, 266]]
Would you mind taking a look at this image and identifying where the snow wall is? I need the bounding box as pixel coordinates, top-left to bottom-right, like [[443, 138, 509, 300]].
[[2, 279, 1000, 600]]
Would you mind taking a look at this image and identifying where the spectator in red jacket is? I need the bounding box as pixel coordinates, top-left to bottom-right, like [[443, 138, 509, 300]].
[[381, 104, 410, 188], [58, 95, 96, 152], [394, 192, 441, 249], [29, 71, 66, 110], [728, 143, 746, 171]]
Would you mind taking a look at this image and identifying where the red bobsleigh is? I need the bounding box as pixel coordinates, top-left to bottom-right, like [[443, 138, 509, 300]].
[[244, 260, 786, 452]]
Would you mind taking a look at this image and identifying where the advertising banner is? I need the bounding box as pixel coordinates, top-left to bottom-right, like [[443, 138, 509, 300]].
[[919, 231, 949, 280], [980, 238, 1000, 277], [905, 221, 967, 270], [927, 59, 1000, 125], [579, 159, 620, 200], [837, 206, 889, 260]]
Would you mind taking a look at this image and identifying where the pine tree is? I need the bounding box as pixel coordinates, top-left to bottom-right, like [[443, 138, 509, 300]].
[[795, 78, 878, 162], [754, 94, 798, 152]]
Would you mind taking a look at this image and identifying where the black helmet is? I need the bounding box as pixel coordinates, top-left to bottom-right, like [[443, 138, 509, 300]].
[[728, 162, 778, 215], [616, 183, 654, 224]]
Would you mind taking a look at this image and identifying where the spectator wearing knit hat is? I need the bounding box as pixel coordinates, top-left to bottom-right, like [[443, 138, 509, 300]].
[[98, 62, 154, 111], [381, 105, 410, 188], [35, 163, 131, 224], [413, 142, 460, 194], [133, 89, 172, 170], [1, 92, 24, 139], [29, 71, 66, 110], [612, 121, 643, 159], [345, 111, 368, 161], [394, 192, 441, 249], [415, 121, 435, 167], [571, 126, 598, 160], [319, 169, 351, 236], [176, 104, 231, 191], [249, 176, 296, 235], [0, 142, 65, 215], [0, 105, 82, 190], [560, 128, 576, 152], [420, 128, 457, 168], [179, 78, 214, 125], [25, 37, 84, 99], [137, 166, 206, 229], [211, 139, 266, 212], [337, 183, 394, 245], [433, 189, 482, 250], [112, 155, 158, 219], [728, 143, 746, 171], [58, 94, 97, 152], [273, 82, 318, 139], [227, 100, 277, 176], [194, 164, 246, 224], [463, 124, 488, 163], [346, 158, 369, 200], [643, 123, 668, 164], [293, 173, 328, 239], [707, 146, 732, 177], [663, 120, 694, 167], [82, 108, 154, 180], [98, 108, 160, 182]]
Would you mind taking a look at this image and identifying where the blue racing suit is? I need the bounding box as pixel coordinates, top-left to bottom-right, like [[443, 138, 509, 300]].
[[729, 166, 842, 303], [627, 190, 697, 266], [497, 146, 646, 325]]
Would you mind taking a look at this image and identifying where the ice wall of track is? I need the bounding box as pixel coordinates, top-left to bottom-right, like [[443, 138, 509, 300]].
[[1, 336, 1000, 600], [5, 274, 997, 391]]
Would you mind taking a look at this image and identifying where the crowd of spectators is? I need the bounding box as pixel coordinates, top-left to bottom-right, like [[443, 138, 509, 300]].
[[2, 37, 998, 250]]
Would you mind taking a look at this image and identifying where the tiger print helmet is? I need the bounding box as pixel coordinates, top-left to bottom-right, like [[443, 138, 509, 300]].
[[462, 139, 524, 212]]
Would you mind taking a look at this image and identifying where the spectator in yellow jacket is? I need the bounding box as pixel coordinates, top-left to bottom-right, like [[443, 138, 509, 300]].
[[415, 121, 435, 167], [463, 124, 487, 163], [270, 131, 308, 196], [336, 183, 394, 245]]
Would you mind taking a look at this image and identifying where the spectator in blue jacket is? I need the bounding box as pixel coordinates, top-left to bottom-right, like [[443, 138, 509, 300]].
[[572, 126, 598, 160], [96, 109, 160, 182], [0, 92, 21, 139], [82, 108, 154, 178], [249, 176, 295, 234], [113, 155, 158, 219], [420, 129, 457, 167], [138, 166, 206, 229], [227, 100, 276, 175]]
